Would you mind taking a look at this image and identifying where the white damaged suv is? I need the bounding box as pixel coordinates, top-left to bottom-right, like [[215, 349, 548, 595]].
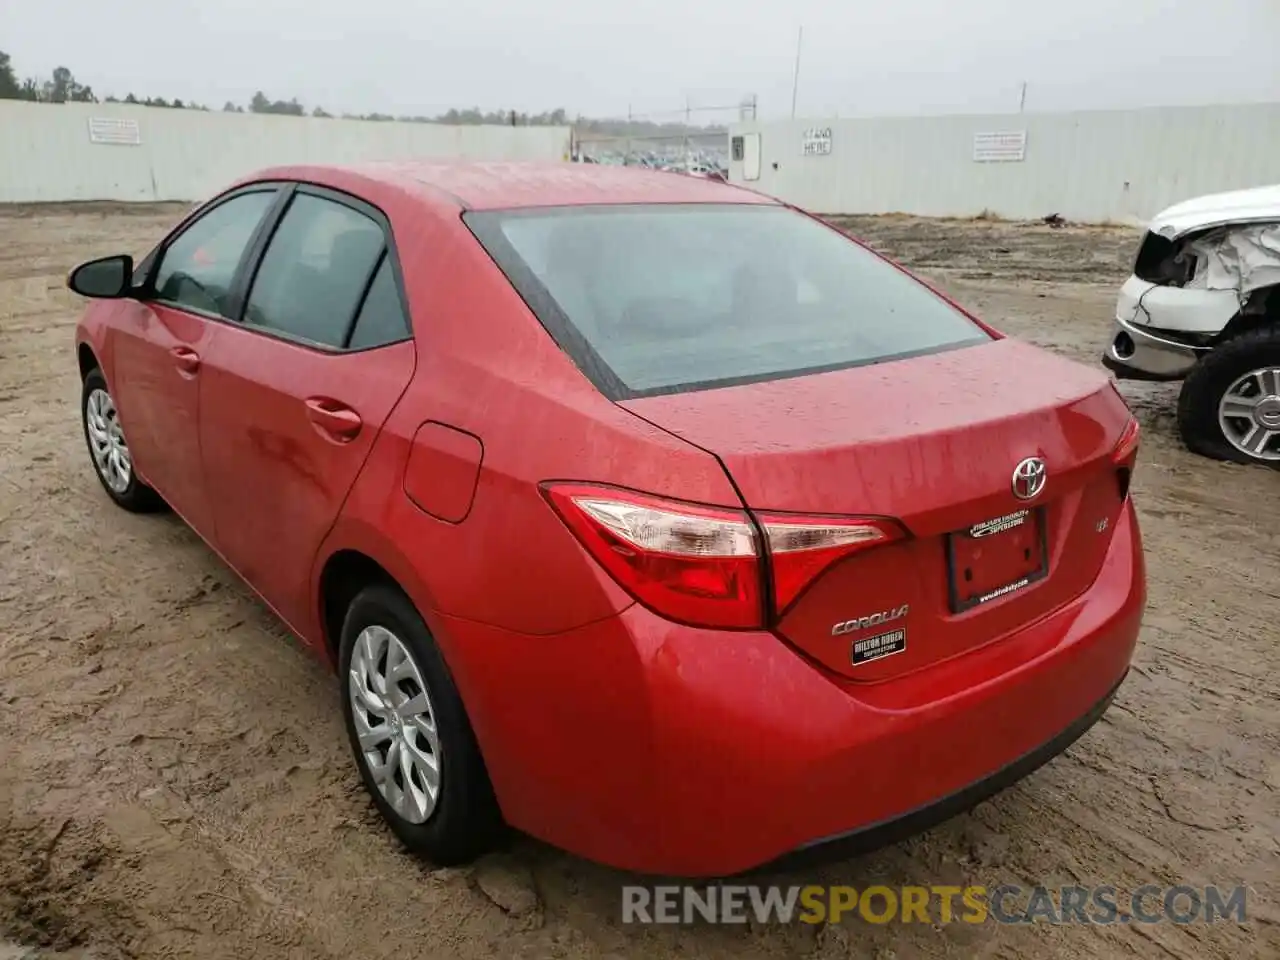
[[1103, 184, 1280, 467]]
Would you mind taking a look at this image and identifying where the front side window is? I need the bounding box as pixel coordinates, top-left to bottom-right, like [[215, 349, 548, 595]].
[[466, 204, 991, 398], [152, 190, 277, 317], [243, 193, 387, 348]]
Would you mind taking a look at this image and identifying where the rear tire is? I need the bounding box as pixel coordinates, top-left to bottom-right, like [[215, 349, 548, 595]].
[[1176, 327, 1280, 467], [81, 369, 166, 512], [339, 583, 503, 865]]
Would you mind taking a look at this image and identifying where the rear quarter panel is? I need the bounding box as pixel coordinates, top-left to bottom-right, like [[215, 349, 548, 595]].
[[315, 186, 743, 646]]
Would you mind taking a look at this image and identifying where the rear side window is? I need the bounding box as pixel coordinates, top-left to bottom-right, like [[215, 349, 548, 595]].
[[348, 255, 410, 349], [465, 204, 990, 398], [243, 193, 387, 348]]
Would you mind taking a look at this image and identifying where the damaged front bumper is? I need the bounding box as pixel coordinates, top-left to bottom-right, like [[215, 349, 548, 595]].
[[1103, 315, 1209, 381], [1102, 275, 1226, 381], [1104, 214, 1280, 381]]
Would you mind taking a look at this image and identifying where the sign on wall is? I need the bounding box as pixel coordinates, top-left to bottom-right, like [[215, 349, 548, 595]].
[[87, 117, 142, 146], [801, 126, 833, 156], [972, 130, 1026, 162]]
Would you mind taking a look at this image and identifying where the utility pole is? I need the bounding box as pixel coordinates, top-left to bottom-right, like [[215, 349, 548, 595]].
[[790, 26, 803, 120], [1019, 81, 1027, 113], [684, 98, 691, 164], [626, 103, 632, 166]]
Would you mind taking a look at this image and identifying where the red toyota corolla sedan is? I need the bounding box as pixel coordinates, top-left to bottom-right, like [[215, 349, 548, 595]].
[[69, 162, 1146, 877]]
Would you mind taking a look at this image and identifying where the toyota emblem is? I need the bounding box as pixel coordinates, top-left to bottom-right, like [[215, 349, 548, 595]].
[[1011, 457, 1047, 501]]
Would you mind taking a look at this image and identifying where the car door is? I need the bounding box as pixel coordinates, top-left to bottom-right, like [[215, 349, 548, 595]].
[[197, 184, 417, 633], [109, 186, 282, 538]]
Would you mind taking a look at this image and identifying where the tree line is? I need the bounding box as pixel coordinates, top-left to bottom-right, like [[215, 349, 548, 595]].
[[0, 48, 725, 137]]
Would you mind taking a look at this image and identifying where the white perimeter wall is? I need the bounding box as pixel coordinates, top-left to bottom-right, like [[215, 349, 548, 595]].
[[0, 101, 572, 203], [730, 103, 1280, 224]]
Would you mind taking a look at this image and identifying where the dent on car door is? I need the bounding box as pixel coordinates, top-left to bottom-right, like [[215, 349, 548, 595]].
[[110, 187, 280, 538], [197, 187, 416, 635]]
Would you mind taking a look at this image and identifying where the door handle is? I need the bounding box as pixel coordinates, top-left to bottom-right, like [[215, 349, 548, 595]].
[[305, 398, 363, 441], [171, 346, 200, 373]]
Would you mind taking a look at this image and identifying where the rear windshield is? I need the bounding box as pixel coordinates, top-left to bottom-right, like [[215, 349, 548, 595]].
[[464, 204, 990, 399]]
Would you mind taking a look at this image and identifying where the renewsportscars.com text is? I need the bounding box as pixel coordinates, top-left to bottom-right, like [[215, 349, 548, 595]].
[[621, 884, 1248, 926]]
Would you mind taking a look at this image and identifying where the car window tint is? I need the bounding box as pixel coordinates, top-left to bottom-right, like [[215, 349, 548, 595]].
[[152, 191, 276, 317], [243, 193, 386, 348], [348, 256, 410, 349], [466, 204, 991, 397]]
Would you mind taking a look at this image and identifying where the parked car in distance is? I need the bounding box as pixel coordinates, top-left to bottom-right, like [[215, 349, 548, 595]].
[[70, 161, 1147, 877], [1102, 184, 1280, 466], [683, 166, 728, 183]]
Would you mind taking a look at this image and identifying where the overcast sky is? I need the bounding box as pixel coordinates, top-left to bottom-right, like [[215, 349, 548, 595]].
[[3, 0, 1277, 121]]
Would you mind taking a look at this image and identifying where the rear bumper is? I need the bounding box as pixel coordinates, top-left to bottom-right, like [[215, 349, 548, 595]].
[[437, 501, 1146, 877], [758, 670, 1124, 875]]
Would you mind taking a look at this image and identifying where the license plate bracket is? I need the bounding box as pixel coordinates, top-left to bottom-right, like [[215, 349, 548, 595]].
[[946, 508, 1048, 613]]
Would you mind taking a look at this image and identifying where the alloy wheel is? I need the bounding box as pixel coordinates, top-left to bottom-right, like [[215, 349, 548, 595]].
[[1217, 366, 1280, 462], [348, 624, 444, 824], [85, 387, 132, 493]]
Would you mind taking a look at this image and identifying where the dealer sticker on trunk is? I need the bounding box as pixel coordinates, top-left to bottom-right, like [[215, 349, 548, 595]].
[[968, 509, 1029, 538], [850, 628, 907, 666]]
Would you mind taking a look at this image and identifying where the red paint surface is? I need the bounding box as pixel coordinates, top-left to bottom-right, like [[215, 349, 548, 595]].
[[621, 339, 1131, 682], [74, 161, 1148, 876], [404, 422, 484, 523]]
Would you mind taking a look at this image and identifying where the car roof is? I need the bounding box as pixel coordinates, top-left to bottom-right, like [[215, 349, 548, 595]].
[[251, 160, 776, 212]]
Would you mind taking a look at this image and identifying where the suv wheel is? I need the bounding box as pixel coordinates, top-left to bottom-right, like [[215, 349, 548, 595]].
[[1177, 327, 1280, 466], [339, 583, 502, 865]]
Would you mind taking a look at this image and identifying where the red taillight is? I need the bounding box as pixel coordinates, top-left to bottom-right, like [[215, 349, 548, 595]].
[[1113, 417, 1141, 465], [756, 512, 907, 614], [1112, 417, 1141, 499], [542, 483, 904, 629], [542, 483, 762, 628]]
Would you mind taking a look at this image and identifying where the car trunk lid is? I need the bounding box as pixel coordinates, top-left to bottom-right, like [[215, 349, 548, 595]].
[[619, 338, 1134, 681]]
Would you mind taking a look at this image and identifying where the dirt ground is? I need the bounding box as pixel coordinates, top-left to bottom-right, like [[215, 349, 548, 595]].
[[0, 204, 1277, 960]]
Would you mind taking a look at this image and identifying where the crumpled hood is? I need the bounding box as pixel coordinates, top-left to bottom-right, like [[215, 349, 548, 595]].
[[1186, 224, 1280, 295], [1150, 183, 1280, 239]]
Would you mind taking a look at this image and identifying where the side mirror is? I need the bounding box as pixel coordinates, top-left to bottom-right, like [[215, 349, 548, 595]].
[[67, 254, 135, 299]]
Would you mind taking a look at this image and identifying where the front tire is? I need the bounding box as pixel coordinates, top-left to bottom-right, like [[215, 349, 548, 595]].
[[81, 369, 165, 512], [1176, 327, 1280, 467], [339, 583, 502, 865]]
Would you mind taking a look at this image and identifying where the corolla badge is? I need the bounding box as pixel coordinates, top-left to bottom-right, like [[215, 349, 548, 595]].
[[831, 604, 909, 636], [1011, 456, 1047, 501]]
